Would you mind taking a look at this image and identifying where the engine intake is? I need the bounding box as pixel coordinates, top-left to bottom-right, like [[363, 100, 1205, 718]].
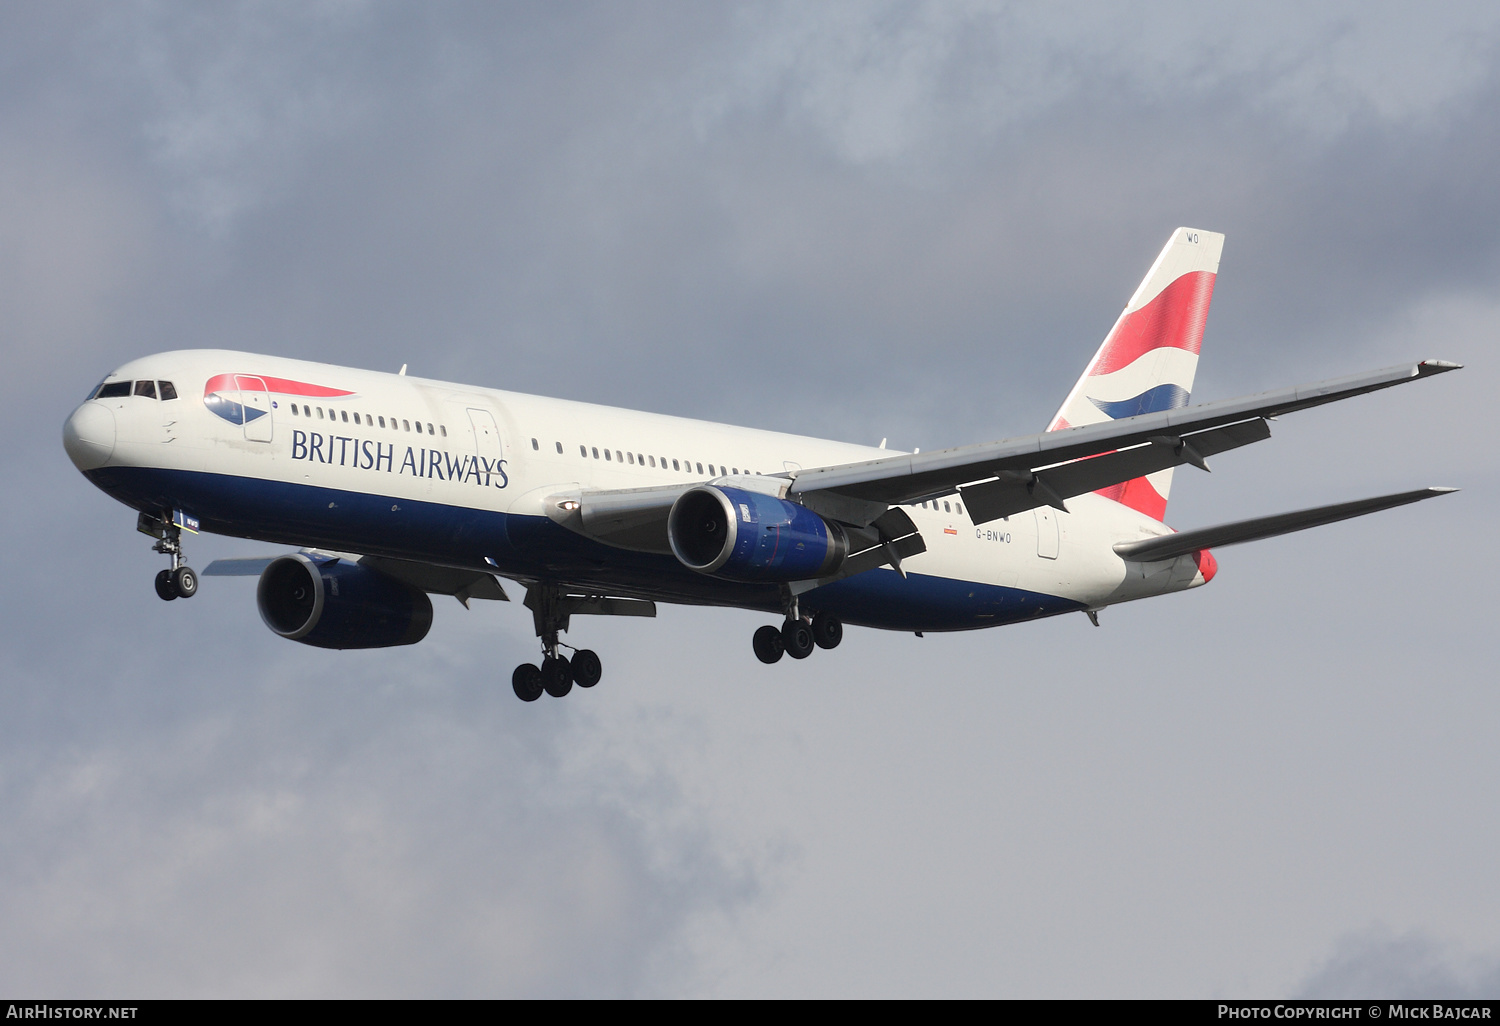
[[668, 485, 846, 582], [257, 554, 433, 649]]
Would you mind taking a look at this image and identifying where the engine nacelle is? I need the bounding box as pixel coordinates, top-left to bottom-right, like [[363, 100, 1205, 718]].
[[668, 485, 846, 582], [256, 554, 433, 650]]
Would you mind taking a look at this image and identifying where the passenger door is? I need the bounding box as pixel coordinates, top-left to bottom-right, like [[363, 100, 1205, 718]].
[[235, 375, 274, 442], [1034, 506, 1060, 559], [467, 408, 504, 477]]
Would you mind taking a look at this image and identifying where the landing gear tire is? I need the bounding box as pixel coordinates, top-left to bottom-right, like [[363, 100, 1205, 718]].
[[782, 619, 815, 660], [753, 624, 785, 664], [811, 612, 842, 650], [572, 649, 602, 688], [154, 569, 178, 601], [542, 655, 573, 698], [172, 566, 198, 599], [512, 663, 544, 702]]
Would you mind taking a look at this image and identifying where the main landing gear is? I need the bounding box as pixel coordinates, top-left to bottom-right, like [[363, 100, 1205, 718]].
[[511, 583, 604, 703], [139, 512, 198, 602], [753, 609, 843, 665]]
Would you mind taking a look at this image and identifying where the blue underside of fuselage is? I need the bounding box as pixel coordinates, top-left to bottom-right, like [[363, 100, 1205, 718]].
[[83, 466, 1085, 632]]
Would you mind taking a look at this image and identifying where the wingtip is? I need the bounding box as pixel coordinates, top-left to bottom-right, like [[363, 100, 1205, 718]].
[[1428, 486, 1460, 495], [1418, 359, 1463, 374]]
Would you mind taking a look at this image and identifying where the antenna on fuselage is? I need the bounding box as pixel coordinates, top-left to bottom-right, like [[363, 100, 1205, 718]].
[[398, 364, 407, 376]]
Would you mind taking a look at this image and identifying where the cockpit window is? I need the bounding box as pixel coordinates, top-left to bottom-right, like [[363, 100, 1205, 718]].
[[96, 381, 131, 399], [158, 381, 178, 400], [134, 380, 157, 399]]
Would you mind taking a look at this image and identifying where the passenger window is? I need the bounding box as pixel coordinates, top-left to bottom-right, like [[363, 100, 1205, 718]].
[[615, 450, 622, 462], [648, 456, 656, 467], [378, 416, 385, 428], [317, 408, 325, 420], [303, 406, 311, 417], [956, 503, 963, 515], [290, 404, 299, 416], [943, 501, 951, 513], [440, 425, 447, 437], [135, 380, 156, 399], [592, 447, 599, 459], [96, 381, 131, 399], [637, 454, 644, 465], [696, 462, 704, 474], [626, 452, 634, 465], [556, 442, 563, 454], [672, 459, 679, 471], [531, 438, 539, 450], [605, 449, 612, 461], [158, 381, 178, 400], [580, 445, 587, 457], [403, 419, 410, 431], [342, 411, 350, 423], [426, 423, 434, 435]]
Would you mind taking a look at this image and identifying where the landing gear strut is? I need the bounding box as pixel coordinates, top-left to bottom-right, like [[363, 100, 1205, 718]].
[[511, 582, 603, 702], [752, 596, 843, 666], [140, 512, 198, 601]]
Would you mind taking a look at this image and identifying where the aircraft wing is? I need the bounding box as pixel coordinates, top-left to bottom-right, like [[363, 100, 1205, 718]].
[[791, 360, 1460, 526], [1112, 487, 1457, 562], [541, 359, 1457, 567], [203, 551, 510, 604]]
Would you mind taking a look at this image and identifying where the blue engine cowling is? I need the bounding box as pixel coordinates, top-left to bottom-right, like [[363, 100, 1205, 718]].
[[668, 485, 847, 582], [256, 554, 433, 650]]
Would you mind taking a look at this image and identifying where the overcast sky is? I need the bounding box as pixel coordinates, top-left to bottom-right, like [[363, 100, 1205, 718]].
[[2, 0, 1497, 998]]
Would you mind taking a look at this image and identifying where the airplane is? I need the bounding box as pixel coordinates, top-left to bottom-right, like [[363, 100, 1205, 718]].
[[61, 227, 1459, 702]]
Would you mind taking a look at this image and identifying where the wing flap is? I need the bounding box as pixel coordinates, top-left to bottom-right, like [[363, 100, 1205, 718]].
[[959, 418, 1272, 525], [358, 555, 510, 601], [1112, 487, 1457, 562]]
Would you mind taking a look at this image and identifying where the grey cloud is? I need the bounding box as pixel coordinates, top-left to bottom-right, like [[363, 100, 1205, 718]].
[[1298, 929, 1500, 999], [0, 611, 755, 997], [3, 1, 1498, 997]]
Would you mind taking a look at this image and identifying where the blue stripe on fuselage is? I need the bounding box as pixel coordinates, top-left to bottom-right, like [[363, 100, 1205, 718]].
[[82, 466, 1081, 632]]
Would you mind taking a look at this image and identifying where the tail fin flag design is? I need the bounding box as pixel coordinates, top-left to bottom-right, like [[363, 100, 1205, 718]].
[[1046, 227, 1224, 520]]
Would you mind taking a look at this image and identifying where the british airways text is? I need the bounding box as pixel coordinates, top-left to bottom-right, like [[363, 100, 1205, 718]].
[[290, 430, 508, 487]]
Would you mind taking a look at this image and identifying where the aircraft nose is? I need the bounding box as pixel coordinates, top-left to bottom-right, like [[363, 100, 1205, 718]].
[[63, 402, 116, 471]]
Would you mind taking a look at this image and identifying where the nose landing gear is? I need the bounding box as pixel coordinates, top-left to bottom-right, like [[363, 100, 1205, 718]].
[[139, 512, 199, 602]]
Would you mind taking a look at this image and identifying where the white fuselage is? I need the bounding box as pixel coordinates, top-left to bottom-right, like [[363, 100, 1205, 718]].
[[64, 349, 1210, 632]]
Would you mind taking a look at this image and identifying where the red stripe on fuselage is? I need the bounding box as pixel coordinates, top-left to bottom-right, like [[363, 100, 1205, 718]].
[[1088, 270, 1216, 377], [203, 373, 355, 398]]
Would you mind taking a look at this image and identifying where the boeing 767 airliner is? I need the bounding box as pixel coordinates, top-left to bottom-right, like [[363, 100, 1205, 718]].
[[62, 228, 1459, 701]]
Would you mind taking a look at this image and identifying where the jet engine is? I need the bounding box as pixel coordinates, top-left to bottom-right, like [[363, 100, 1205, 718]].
[[256, 553, 433, 649], [667, 485, 846, 582]]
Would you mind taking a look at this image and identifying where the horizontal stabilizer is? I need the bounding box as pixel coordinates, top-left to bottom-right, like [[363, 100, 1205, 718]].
[[1113, 487, 1457, 562]]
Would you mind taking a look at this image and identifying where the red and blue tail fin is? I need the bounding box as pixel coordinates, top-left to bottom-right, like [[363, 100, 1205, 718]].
[[1046, 227, 1223, 520]]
